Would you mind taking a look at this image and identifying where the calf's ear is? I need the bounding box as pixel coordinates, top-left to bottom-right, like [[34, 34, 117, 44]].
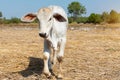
[[53, 13, 67, 22], [21, 13, 37, 22]]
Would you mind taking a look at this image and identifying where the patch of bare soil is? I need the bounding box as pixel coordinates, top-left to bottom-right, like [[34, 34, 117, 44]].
[[0, 26, 120, 80]]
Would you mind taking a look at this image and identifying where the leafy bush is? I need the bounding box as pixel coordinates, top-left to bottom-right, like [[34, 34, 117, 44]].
[[68, 17, 88, 23], [108, 10, 119, 23], [10, 17, 21, 24], [88, 13, 102, 24], [0, 19, 4, 24], [68, 17, 74, 23], [76, 17, 88, 23], [101, 12, 109, 23]]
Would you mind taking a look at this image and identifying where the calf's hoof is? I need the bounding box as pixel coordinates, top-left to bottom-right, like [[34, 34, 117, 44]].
[[57, 74, 63, 79], [44, 71, 51, 78], [57, 56, 63, 62]]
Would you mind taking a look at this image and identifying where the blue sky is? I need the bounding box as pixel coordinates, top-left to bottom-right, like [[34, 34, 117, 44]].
[[0, 0, 120, 18]]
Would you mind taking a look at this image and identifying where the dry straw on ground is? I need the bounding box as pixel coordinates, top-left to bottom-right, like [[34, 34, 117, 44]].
[[0, 26, 120, 80]]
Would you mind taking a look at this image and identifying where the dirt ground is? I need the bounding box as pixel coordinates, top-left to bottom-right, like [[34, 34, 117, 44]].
[[0, 26, 120, 80]]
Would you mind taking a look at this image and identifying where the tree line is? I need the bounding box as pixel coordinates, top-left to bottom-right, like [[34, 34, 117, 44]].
[[68, 1, 120, 24], [0, 1, 120, 24], [69, 9, 120, 24], [0, 11, 21, 24]]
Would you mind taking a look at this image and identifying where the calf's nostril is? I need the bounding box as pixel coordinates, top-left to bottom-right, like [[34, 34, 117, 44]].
[[39, 33, 47, 38]]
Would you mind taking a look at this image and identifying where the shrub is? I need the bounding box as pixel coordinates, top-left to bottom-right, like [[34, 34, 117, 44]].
[[10, 17, 21, 24], [68, 17, 74, 23], [108, 10, 119, 23], [76, 17, 88, 23], [88, 13, 102, 24], [68, 17, 88, 23]]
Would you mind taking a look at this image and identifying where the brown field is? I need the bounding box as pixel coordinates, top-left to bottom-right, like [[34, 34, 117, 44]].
[[0, 26, 120, 80]]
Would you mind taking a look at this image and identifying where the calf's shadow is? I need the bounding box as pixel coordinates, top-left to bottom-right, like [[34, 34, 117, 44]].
[[18, 57, 44, 77]]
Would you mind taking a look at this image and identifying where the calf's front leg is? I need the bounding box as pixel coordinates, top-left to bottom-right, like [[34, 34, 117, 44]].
[[43, 40, 51, 77]]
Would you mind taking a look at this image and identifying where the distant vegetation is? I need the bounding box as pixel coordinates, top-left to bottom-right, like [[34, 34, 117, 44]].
[[68, 1, 120, 24], [0, 17, 21, 24], [0, 11, 21, 24], [0, 1, 120, 25], [67, 1, 86, 21]]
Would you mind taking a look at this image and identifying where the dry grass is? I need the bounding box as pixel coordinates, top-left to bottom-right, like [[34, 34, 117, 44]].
[[0, 26, 120, 80]]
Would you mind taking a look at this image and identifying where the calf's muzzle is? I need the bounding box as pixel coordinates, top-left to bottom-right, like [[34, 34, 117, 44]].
[[39, 33, 47, 38]]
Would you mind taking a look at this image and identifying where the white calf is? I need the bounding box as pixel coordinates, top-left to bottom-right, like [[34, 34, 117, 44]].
[[21, 5, 68, 78]]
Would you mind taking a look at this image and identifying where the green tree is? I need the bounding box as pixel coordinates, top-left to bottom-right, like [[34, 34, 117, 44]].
[[88, 13, 102, 24], [0, 11, 2, 18], [0, 11, 3, 24], [108, 10, 119, 23], [67, 1, 86, 20]]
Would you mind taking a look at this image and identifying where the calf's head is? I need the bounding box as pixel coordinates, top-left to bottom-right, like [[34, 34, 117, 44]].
[[21, 7, 67, 38]]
